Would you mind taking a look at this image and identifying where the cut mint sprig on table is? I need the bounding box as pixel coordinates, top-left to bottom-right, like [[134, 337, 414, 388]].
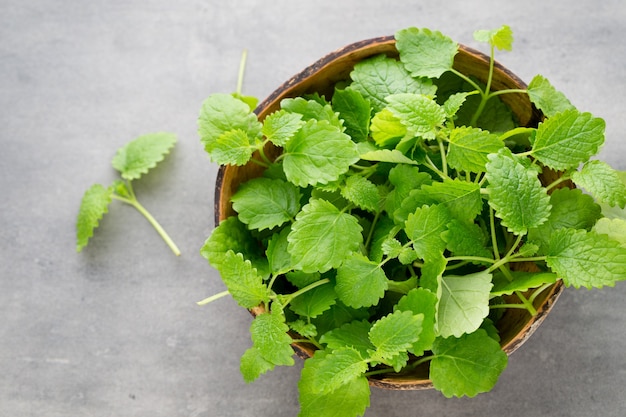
[[76, 132, 180, 256]]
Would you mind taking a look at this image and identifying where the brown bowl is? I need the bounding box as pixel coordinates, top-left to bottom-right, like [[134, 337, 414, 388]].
[[214, 35, 565, 390]]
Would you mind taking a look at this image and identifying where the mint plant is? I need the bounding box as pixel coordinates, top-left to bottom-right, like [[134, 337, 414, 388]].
[[76, 132, 180, 256], [198, 25, 626, 416]]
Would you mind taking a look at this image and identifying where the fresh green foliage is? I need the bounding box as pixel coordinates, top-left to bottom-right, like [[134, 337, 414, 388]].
[[76, 133, 180, 255], [197, 25, 626, 416]]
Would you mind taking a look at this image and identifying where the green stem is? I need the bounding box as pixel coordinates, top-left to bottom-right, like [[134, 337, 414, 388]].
[[291, 338, 323, 350], [489, 206, 500, 262], [497, 127, 535, 142], [236, 48, 248, 96], [546, 174, 572, 192], [281, 278, 331, 307], [196, 290, 230, 306], [514, 290, 538, 316], [469, 44, 495, 126], [489, 88, 528, 97], [112, 194, 181, 256]]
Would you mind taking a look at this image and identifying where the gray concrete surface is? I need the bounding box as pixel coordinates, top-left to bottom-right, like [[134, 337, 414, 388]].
[[1, 1, 625, 416]]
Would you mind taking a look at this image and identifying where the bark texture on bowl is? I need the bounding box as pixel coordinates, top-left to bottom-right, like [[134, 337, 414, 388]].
[[214, 36, 563, 390]]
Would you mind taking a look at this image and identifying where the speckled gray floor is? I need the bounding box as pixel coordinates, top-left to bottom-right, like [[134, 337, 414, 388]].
[[1, 1, 625, 416]]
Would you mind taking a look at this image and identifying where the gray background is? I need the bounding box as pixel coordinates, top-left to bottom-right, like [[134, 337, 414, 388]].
[[1, 0, 625, 416]]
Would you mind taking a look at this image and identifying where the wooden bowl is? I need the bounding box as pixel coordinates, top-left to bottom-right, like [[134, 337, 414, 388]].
[[214, 35, 565, 390]]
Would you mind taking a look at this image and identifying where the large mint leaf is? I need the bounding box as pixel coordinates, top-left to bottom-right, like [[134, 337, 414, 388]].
[[593, 218, 626, 248], [332, 88, 371, 142], [395, 27, 458, 78], [299, 351, 370, 417], [405, 204, 452, 261], [198, 93, 262, 152], [547, 228, 626, 289], [531, 109, 605, 170], [349, 54, 436, 113], [266, 226, 292, 275], [261, 109, 304, 147], [76, 184, 113, 252], [430, 329, 508, 398], [231, 177, 301, 230], [572, 160, 626, 209], [281, 97, 342, 128], [305, 348, 368, 394], [289, 281, 337, 319], [485, 150, 551, 235], [436, 270, 492, 338], [395, 288, 437, 356], [288, 199, 363, 273], [320, 320, 374, 357], [527, 75, 576, 118], [368, 310, 423, 361], [283, 120, 359, 187], [386, 93, 446, 139], [335, 253, 388, 308], [218, 251, 270, 309], [250, 311, 295, 366], [446, 126, 504, 173], [442, 219, 492, 260], [111, 132, 177, 180]]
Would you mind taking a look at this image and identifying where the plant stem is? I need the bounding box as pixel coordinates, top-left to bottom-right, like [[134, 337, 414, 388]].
[[236, 48, 248, 96], [498, 127, 535, 142], [469, 44, 495, 126], [281, 278, 331, 307], [111, 194, 181, 256], [196, 290, 230, 306]]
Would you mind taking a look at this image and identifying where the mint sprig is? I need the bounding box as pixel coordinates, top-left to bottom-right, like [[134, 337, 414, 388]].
[[197, 25, 626, 415], [76, 132, 180, 255]]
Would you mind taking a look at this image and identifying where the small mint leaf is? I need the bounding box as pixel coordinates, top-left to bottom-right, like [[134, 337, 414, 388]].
[[473, 25, 513, 51], [306, 348, 368, 394], [261, 109, 304, 147], [349, 54, 436, 113], [443, 92, 473, 118], [531, 109, 605, 170], [76, 184, 113, 252], [288, 319, 318, 338], [547, 228, 626, 289], [266, 226, 293, 275], [368, 310, 423, 361], [527, 75, 576, 118], [240, 346, 275, 383], [204, 129, 255, 166], [332, 88, 371, 142], [405, 204, 451, 261], [369, 108, 407, 147], [250, 311, 295, 366], [283, 120, 359, 187], [395, 288, 437, 356], [340, 175, 381, 213], [442, 219, 492, 260], [386, 93, 446, 139], [446, 126, 504, 173], [111, 132, 177, 180], [395, 27, 459, 78], [320, 320, 374, 357], [335, 253, 388, 309], [420, 179, 482, 221], [430, 329, 508, 398], [281, 97, 342, 128], [288, 199, 363, 273], [218, 251, 270, 309], [572, 160, 626, 209], [485, 149, 552, 235], [231, 177, 301, 230], [359, 148, 418, 166]]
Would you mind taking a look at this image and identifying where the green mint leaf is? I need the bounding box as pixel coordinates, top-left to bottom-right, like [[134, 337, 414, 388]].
[[290, 281, 337, 319], [286, 271, 322, 289], [200, 216, 267, 275], [458, 93, 516, 133], [527, 75, 576, 118], [430, 329, 508, 398], [473, 25, 513, 51], [250, 311, 295, 366], [349, 54, 436, 113], [281, 97, 342, 128], [443, 92, 473, 118], [231, 177, 301, 230], [531, 109, 605, 170], [204, 129, 257, 166], [283, 120, 359, 187], [395, 288, 437, 356], [218, 251, 270, 309], [420, 179, 483, 221], [485, 149, 552, 235], [306, 348, 368, 394], [335, 253, 388, 308], [572, 160, 626, 209], [386, 93, 446, 139], [231, 92, 258, 111], [320, 320, 374, 357], [369, 310, 423, 361], [369, 108, 407, 147], [491, 271, 557, 297], [527, 187, 602, 253], [111, 132, 177, 180], [392, 188, 436, 225], [332, 88, 371, 142], [261, 109, 304, 147], [593, 218, 626, 248], [547, 228, 626, 289], [395, 27, 458, 78], [288, 199, 363, 273], [288, 319, 318, 338], [420, 254, 447, 293], [311, 302, 371, 337], [299, 351, 370, 417], [368, 216, 397, 263], [340, 175, 381, 213], [381, 237, 404, 259], [266, 226, 293, 275], [76, 184, 113, 252], [446, 126, 504, 173], [240, 346, 275, 383], [436, 270, 492, 338], [198, 93, 262, 153], [442, 219, 492, 260], [359, 148, 419, 165], [405, 204, 452, 261]]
